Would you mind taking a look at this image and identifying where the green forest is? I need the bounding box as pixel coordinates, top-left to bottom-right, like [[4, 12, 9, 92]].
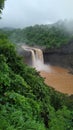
[[0, 0, 73, 130], [0, 33, 73, 130], [1, 21, 73, 48]]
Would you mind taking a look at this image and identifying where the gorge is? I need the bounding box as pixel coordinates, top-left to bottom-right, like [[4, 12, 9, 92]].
[[21, 45, 73, 95]]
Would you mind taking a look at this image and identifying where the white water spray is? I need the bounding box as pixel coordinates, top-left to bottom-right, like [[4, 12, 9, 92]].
[[22, 45, 51, 72]]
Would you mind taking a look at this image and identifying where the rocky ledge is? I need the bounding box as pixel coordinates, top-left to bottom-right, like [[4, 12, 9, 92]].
[[43, 40, 73, 72]]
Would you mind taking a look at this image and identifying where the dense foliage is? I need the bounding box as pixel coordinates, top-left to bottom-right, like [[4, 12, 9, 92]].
[[1, 21, 73, 48], [0, 0, 5, 15], [0, 33, 73, 130]]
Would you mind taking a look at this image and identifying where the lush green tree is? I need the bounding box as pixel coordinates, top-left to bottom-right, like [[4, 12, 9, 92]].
[[0, 0, 5, 16]]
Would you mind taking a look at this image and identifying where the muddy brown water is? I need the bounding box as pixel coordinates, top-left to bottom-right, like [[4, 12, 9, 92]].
[[40, 66, 73, 95]]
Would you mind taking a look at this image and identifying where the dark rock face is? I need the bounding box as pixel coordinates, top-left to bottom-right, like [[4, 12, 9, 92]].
[[17, 47, 32, 65], [44, 53, 73, 68], [43, 41, 73, 71]]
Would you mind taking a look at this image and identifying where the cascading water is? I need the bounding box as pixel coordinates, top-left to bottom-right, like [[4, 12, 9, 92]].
[[31, 48, 45, 70], [33, 48, 44, 63], [22, 45, 51, 72], [30, 49, 36, 66]]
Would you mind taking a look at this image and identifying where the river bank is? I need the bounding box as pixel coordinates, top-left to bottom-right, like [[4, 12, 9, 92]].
[[40, 65, 73, 95]]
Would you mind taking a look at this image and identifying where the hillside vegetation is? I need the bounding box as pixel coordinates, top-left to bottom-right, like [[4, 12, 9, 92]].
[[0, 33, 73, 130], [1, 21, 73, 48], [0, 0, 73, 129]]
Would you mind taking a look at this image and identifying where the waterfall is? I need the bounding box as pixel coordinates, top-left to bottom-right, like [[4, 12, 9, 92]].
[[30, 49, 36, 66], [33, 48, 44, 63], [22, 45, 50, 72]]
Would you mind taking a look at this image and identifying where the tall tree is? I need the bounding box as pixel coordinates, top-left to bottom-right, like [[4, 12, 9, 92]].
[[0, 0, 5, 16]]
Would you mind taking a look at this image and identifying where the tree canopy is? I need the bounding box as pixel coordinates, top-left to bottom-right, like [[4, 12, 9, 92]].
[[0, 0, 5, 16], [1, 21, 73, 49], [0, 33, 73, 130]]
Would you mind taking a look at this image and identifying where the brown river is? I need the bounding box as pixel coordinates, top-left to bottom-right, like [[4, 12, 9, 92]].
[[40, 66, 73, 95]]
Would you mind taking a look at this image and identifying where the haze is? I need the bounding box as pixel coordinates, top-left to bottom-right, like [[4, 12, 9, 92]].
[[0, 0, 73, 28]]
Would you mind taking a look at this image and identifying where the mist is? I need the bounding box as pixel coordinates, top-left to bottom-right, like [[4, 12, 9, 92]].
[[22, 45, 52, 72], [0, 0, 73, 28]]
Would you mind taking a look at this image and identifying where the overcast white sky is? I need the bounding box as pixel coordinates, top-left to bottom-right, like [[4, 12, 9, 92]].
[[0, 0, 73, 28]]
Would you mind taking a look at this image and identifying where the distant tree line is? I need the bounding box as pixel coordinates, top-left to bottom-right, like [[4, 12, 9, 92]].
[[1, 21, 73, 48]]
